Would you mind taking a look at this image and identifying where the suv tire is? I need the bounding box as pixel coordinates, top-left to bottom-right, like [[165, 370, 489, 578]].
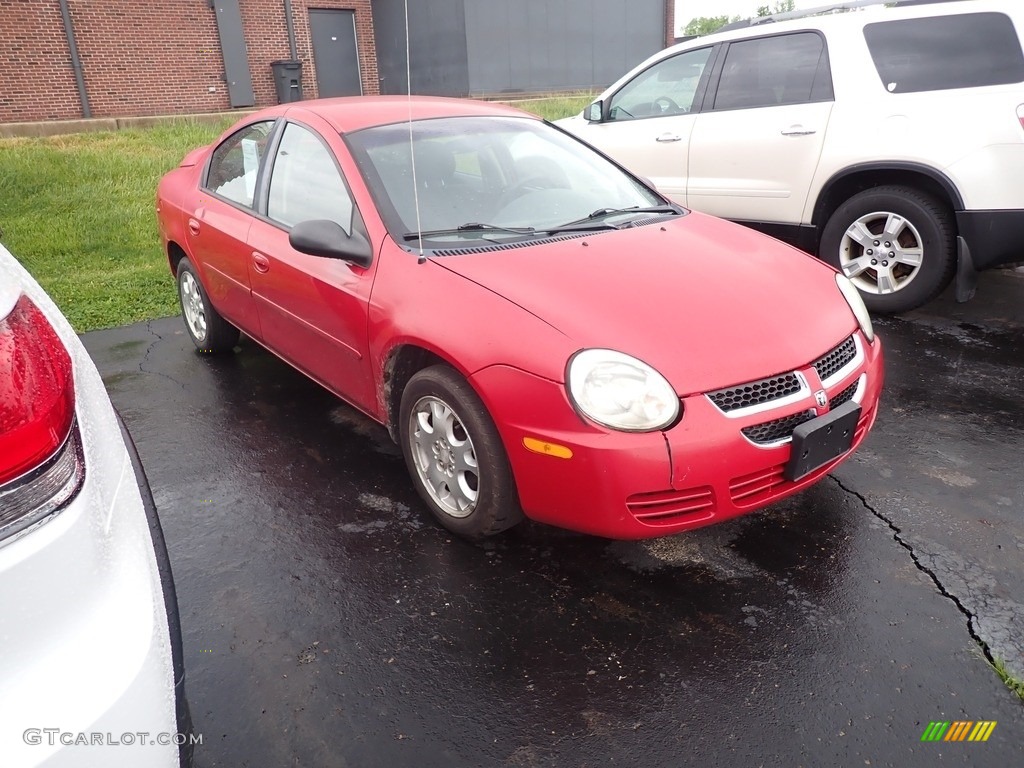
[[819, 185, 955, 314]]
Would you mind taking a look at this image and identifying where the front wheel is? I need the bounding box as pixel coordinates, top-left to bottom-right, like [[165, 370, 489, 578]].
[[399, 366, 523, 539], [819, 185, 955, 314]]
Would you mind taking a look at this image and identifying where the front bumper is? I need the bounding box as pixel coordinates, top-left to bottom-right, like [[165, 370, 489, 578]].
[[474, 333, 883, 539]]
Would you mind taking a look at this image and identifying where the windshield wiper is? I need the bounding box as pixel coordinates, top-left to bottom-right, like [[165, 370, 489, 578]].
[[543, 205, 682, 233], [402, 222, 536, 242]]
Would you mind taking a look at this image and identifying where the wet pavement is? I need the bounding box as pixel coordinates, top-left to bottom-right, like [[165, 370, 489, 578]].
[[84, 271, 1024, 767]]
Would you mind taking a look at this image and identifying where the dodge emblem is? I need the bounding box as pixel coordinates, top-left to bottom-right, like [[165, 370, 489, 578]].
[[815, 390, 828, 408]]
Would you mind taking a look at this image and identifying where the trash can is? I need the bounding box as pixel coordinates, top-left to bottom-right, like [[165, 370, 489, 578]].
[[270, 60, 303, 103]]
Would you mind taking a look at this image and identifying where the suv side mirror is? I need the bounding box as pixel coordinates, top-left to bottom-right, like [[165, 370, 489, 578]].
[[289, 219, 373, 268], [584, 101, 604, 123]]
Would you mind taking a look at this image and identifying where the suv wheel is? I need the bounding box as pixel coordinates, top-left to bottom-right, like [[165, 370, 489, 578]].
[[819, 185, 955, 314]]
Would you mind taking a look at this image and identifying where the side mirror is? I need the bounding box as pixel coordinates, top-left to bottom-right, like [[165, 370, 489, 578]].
[[584, 101, 604, 123], [289, 219, 372, 268]]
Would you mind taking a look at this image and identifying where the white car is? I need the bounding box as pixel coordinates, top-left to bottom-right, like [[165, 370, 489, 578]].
[[0, 243, 192, 767], [558, 0, 1024, 313]]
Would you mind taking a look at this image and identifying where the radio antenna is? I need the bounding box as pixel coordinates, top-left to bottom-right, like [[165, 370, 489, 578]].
[[404, 0, 426, 264]]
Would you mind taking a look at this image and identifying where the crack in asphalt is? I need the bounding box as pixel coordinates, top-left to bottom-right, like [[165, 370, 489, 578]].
[[139, 320, 188, 390], [829, 474, 996, 666]]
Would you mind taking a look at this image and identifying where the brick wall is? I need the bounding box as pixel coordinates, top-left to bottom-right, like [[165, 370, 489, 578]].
[[0, 0, 378, 123], [242, 0, 378, 106], [0, 1, 82, 121]]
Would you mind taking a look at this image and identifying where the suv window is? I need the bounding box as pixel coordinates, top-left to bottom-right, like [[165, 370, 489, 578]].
[[608, 47, 713, 121], [864, 12, 1024, 94], [713, 33, 831, 111], [267, 123, 354, 233], [205, 121, 275, 207]]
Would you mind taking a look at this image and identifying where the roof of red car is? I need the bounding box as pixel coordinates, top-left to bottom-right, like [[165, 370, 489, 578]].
[[260, 96, 536, 134]]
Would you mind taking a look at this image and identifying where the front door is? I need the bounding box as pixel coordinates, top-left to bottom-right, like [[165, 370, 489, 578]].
[[568, 46, 715, 205], [309, 9, 362, 97], [248, 120, 377, 413]]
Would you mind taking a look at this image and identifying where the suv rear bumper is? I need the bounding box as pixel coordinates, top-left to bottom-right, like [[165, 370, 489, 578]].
[[956, 209, 1024, 270]]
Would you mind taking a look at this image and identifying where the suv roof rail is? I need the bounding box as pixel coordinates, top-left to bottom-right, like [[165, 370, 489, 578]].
[[715, 0, 966, 32]]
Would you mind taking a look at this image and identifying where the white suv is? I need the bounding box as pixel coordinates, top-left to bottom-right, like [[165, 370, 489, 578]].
[[558, 0, 1024, 313]]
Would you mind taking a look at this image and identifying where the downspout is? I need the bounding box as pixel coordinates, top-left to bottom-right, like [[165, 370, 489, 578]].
[[58, 0, 91, 118], [283, 0, 298, 60]]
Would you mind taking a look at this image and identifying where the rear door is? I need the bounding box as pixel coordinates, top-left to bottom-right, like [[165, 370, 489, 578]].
[[687, 32, 833, 225], [189, 120, 276, 335], [565, 46, 715, 203]]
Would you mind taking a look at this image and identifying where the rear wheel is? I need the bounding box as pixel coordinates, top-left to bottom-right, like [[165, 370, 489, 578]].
[[176, 257, 239, 353], [819, 185, 955, 314], [399, 365, 523, 539]]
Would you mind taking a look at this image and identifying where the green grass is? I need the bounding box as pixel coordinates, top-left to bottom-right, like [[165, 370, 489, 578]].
[[0, 96, 590, 333], [498, 93, 595, 121], [0, 119, 233, 331], [991, 656, 1024, 702]]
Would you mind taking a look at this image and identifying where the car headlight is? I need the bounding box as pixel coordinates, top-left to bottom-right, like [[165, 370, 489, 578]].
[[567, 349, 679, 432], [835, 273, 874, 343]]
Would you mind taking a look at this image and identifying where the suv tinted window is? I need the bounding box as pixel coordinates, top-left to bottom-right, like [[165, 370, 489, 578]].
[[713, 33, 831, 111], [865, 13, 1024, 94]]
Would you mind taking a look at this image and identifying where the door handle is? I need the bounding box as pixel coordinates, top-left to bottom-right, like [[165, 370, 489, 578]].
[[187, 218, 201, 236], [252, 252, 270, 274], [656, 133, 682, 143], [781, 126, 817, 136]]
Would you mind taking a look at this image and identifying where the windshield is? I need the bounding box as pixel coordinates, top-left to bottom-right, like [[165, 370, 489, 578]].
[[346, 116, 668, 248]]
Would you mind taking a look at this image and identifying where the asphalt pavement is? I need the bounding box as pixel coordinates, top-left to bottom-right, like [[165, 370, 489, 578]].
[[84, 270, 1024, 767]]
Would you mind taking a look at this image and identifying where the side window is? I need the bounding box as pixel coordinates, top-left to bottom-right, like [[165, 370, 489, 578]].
[[205, 121, 275, 208], [608, 47, 713, 121], [268, 123, 354, 233], [865, 13, 1024, 94], [713, 33, 829, 111]]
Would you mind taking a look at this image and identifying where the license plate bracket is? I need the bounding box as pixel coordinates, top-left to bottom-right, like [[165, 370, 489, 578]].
[[784, 401, 861, 482]]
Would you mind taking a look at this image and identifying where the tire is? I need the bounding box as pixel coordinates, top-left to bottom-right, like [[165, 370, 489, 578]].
[[399, 365, 523, 539], [176, 257, 239, 353], [819, 185, 955, 314]]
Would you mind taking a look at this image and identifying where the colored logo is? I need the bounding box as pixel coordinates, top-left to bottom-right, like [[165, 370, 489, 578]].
[[921, 721, 997, 742]]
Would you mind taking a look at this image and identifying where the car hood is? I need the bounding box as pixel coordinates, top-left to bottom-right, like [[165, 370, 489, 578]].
[[434, 212, 858, 394]]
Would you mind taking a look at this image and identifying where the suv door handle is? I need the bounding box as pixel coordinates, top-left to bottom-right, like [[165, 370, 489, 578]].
[[252, 252, 270, 274], [656, 133, 682, 143], [781, 126, 817, 136]]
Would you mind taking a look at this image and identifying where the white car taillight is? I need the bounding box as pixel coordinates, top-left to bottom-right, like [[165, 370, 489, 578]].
[[0, 295, 84, 543], [1018, 104, 1024, 132]]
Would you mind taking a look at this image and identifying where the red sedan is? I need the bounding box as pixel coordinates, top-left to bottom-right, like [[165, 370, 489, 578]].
[[157, 96, 883, 540]]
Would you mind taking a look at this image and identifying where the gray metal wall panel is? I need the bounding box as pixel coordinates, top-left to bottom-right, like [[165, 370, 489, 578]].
[[464, 0, 664, 94], [372, 0, 469, 96], [213, 0, 255, 107]]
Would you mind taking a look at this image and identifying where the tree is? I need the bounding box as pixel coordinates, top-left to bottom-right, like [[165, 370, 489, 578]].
[[683, 15, 739, 37], [757, 0, 796, 16]]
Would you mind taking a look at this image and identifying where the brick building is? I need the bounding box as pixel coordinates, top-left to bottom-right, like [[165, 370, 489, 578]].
[[0, 0, 674, 124], [0, 0, 378, 123]]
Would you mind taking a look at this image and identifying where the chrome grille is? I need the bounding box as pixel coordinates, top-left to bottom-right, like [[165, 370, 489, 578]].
[[742, 410, 816, 445], [813, 336, 857, 383], [708, 373, 803, 413]]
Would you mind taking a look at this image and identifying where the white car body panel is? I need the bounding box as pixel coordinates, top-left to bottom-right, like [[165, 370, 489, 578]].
[[0, 245, 180, 768], [559, 0, 1024, 228]]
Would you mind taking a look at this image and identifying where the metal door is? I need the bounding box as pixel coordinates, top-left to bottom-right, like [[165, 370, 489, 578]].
[[309, 9, 362, 97]]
